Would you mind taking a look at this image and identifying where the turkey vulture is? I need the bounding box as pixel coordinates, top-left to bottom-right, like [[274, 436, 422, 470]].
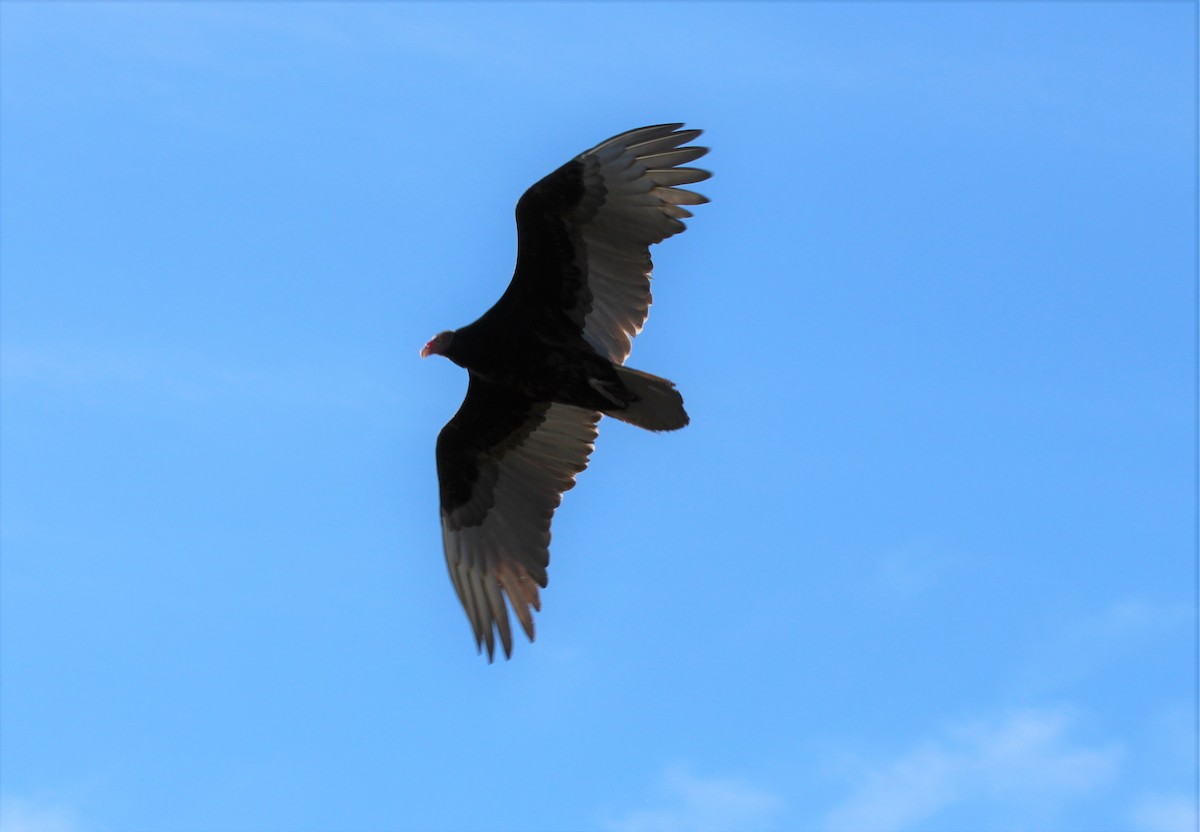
[[422, 123, 710, 661]]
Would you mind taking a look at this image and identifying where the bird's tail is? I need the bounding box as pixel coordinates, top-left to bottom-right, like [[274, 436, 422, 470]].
[[605, 366, 690, 432]]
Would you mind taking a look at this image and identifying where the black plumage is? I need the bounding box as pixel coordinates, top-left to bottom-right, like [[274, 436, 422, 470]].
[[422, 124, 710, 660]]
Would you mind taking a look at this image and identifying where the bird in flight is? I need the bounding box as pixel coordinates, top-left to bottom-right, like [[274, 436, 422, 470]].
[[422, 124, 710, 660]]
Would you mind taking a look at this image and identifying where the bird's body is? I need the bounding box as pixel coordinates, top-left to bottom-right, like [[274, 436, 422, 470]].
[[423, 124, 710, 660], [436, 328, 644, 417]]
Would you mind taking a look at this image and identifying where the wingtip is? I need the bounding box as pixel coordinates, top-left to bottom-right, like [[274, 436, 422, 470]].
[[476, 631, 513, 663]]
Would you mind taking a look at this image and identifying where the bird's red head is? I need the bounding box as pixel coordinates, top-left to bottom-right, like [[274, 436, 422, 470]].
[[420, 330, 455, 359]]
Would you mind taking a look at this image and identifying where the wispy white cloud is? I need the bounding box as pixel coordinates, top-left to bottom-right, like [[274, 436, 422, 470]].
[[1, 342, 393, 412], [823, 707, 1121, 832], [1130, 792, 1198, 832], [868, 538, 954, 602], [0, 795, 79, 832], [601, 765, 784, 832], [1099, 598, 1193, 636], [1, 343, 150, 389], [1015, 596, 1192, 695]]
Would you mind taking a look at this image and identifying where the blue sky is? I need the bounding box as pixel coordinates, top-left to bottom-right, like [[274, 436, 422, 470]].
[[0, 2, 1194, 831]]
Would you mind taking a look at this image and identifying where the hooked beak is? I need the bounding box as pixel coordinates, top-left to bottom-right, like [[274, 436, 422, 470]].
[[420, 340, 435, 359]]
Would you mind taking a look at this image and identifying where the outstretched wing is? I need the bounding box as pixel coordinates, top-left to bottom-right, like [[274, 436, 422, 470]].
[[436, 376, 600, 661], [483, 123, 710, 364]]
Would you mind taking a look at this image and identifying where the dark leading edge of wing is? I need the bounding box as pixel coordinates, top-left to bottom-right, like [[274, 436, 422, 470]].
[[437, 378, 600, 660], [479, 123, 711, 363]]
